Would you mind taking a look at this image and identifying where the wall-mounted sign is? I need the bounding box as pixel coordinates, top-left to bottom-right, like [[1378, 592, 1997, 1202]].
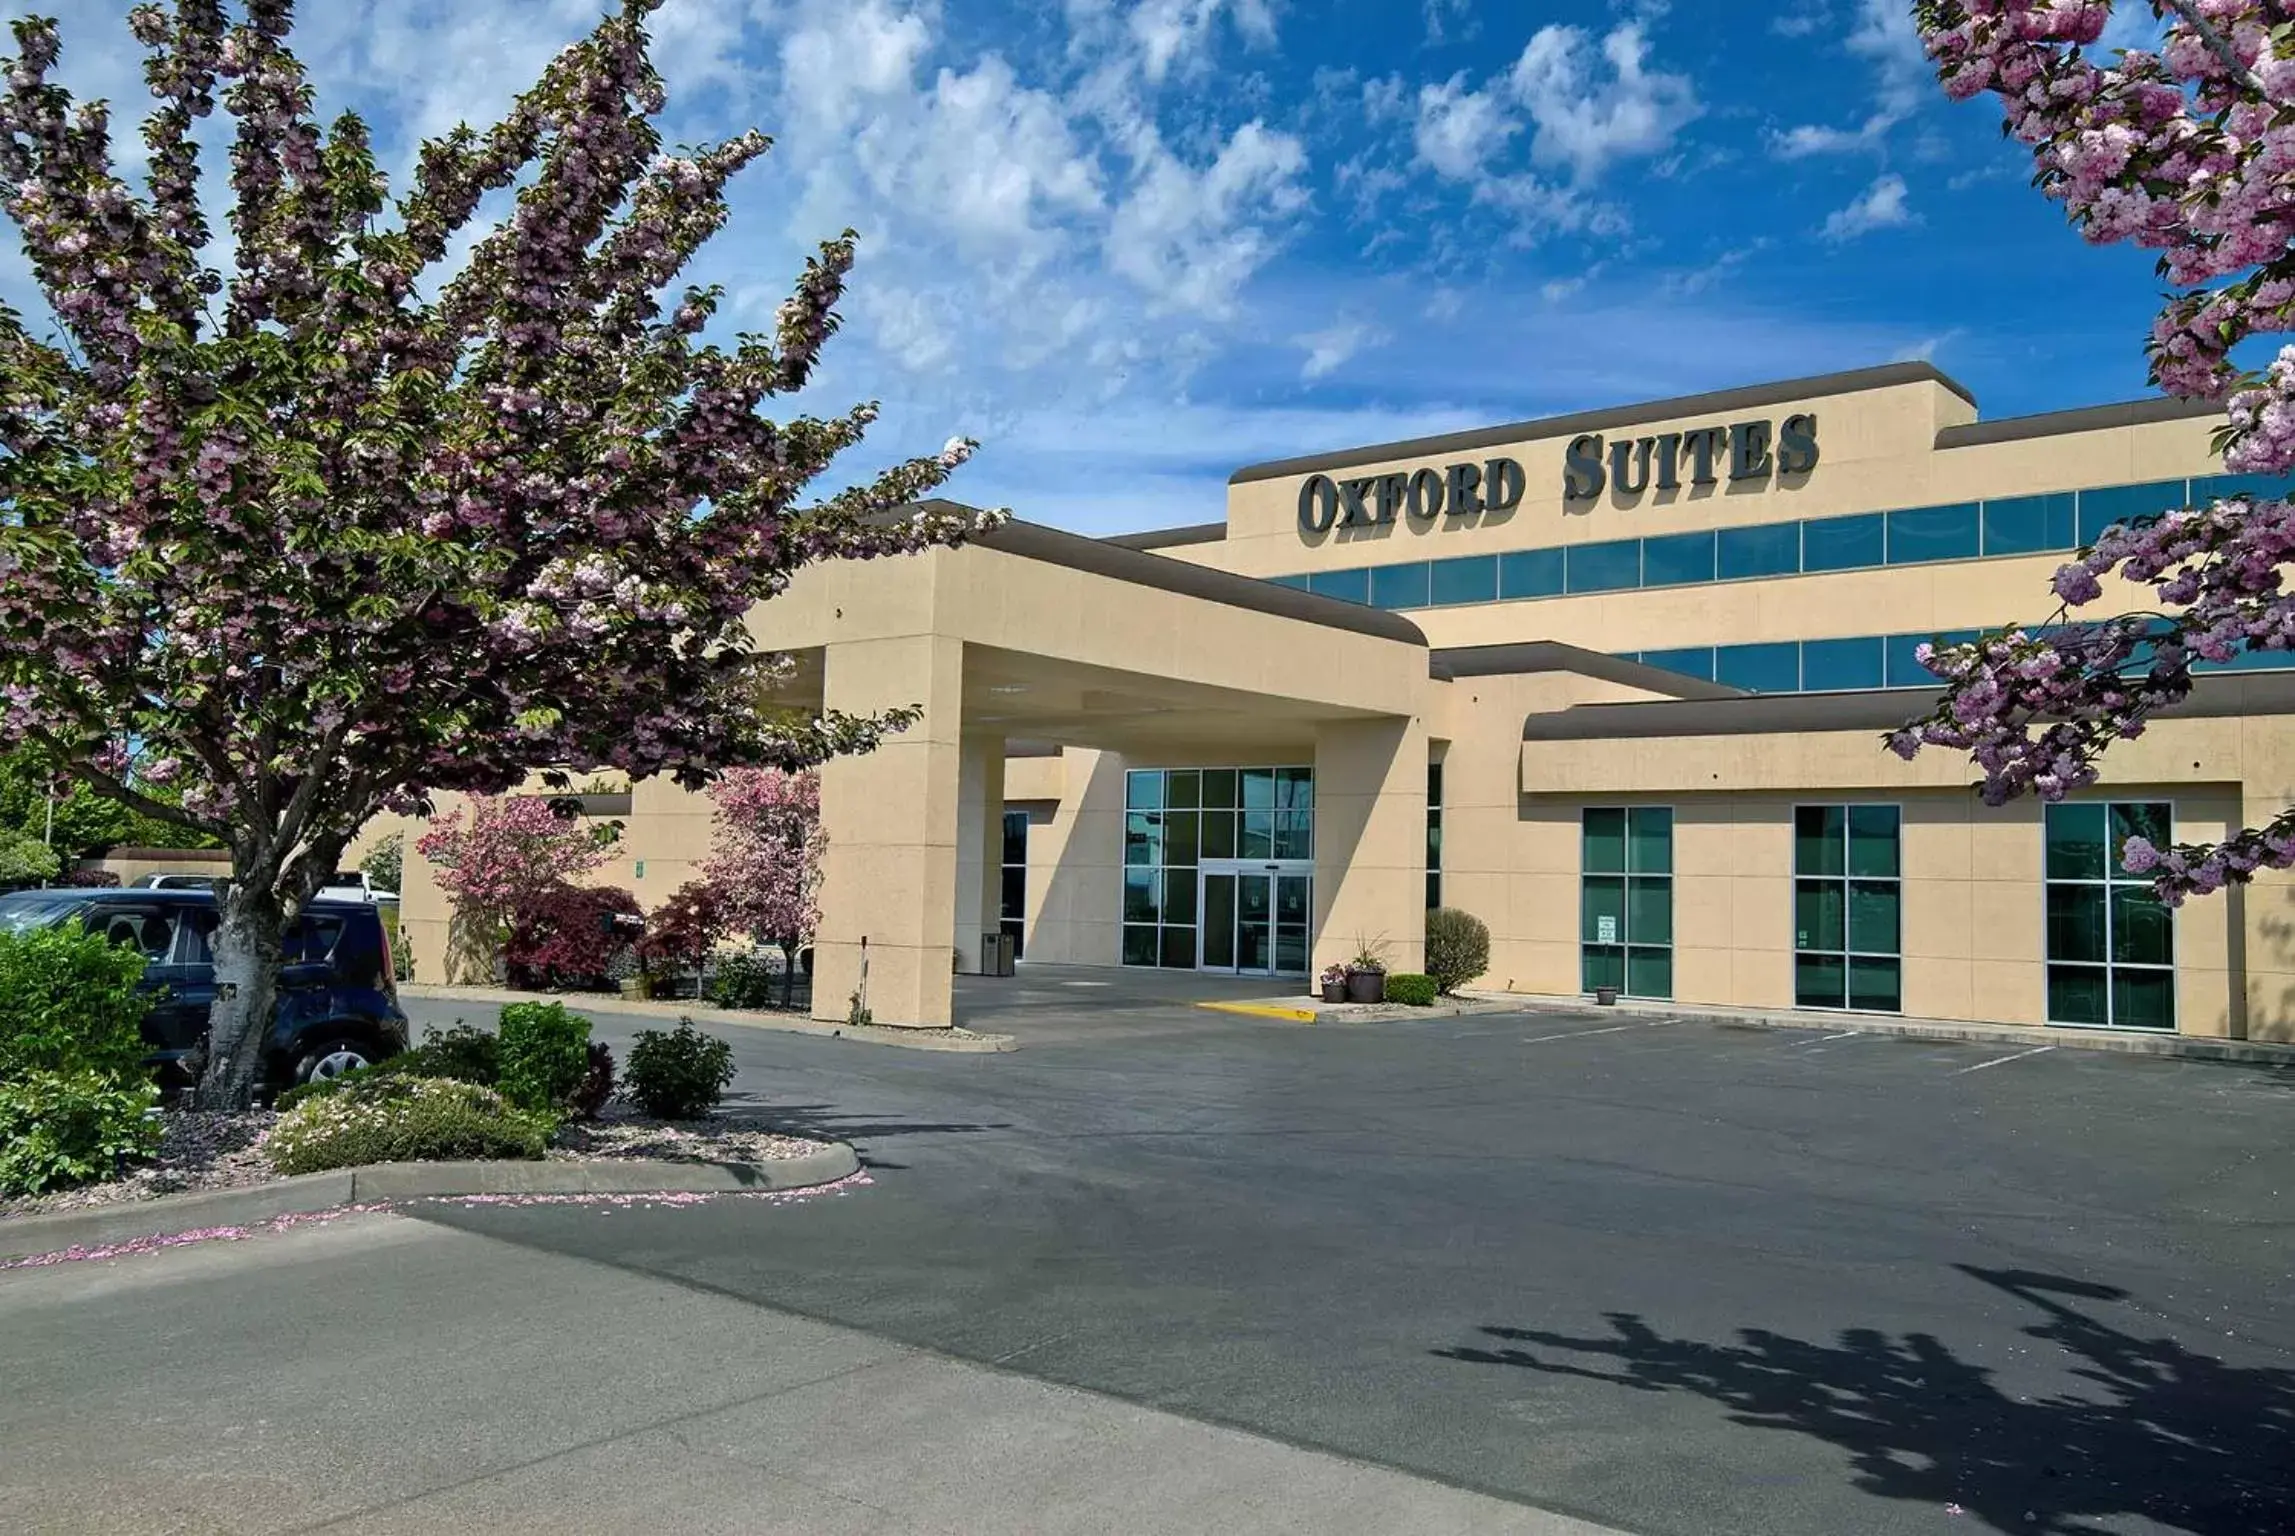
[[1295, 412, 1821, 537], [1564, 413, 1819, 501], [1297, 457, 1526, 535]]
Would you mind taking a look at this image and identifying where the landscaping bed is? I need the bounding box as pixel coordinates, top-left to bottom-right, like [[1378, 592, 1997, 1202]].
[[0, 1100, 825, 1221]]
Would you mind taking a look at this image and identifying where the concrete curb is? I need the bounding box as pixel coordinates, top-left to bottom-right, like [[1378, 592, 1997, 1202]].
[[1198, 995, 1524, 1025], [400, 984, 1018, 1054], [1506, 994, 2295, 1066], [0, 1143, 860, 1264]]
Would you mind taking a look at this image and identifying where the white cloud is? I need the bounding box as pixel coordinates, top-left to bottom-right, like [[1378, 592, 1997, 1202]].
[[1424, 0, 1479, 47], [1105, 121, 1308, 316], [1821, 173, 1914, 241], [1509, 21, 1700, 183], [1771, 6, 1828, 39], [1414, 73, 1522, 180], [1296, 320, 1384, 380], [1770, 0, 1929, 157]]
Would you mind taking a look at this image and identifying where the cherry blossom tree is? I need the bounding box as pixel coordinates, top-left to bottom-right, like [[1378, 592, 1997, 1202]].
[[416, 795, 611, 983], [0, 2, 993, 1105], [701, 767, 822, 1005], [1897, 1, 2295, 903]]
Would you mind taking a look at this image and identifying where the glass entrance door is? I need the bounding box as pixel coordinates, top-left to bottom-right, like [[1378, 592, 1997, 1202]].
[[1199, 863, 1311, 976]]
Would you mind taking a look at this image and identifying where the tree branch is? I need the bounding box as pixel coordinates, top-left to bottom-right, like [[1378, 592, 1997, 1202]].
[[25, 728, 230, 839], [270, 718, 351, 869], [2158, 0, 2267, 93]]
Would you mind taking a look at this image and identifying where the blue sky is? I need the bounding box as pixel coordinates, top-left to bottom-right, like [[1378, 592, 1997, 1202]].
[[0, 0, 2180, 535]]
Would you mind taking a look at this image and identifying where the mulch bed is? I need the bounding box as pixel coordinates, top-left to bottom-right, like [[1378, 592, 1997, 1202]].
[[0, 1101, 825, 1222]]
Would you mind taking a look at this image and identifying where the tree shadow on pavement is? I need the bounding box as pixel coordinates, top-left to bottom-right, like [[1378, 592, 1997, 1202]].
[[1434, 1266, 2293, 1535], [719, 1095, 1013, 1159]]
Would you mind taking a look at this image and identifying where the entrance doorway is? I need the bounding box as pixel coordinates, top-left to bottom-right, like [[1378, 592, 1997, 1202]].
[[1199, 862, 1312, 976]]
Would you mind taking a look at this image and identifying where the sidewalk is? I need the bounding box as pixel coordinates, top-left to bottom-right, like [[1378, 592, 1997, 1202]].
[[0, 1212, 1627, 1535]]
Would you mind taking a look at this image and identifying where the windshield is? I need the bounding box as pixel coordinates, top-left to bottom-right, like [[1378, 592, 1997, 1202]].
[[0, 892, 88, 936]]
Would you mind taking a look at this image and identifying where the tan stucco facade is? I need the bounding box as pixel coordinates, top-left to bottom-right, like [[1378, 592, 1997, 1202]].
[[395, 362, 2295, 1042]]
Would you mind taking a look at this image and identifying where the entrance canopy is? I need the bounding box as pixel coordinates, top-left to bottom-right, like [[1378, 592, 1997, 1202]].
[[748, 511, 1438, 1028]]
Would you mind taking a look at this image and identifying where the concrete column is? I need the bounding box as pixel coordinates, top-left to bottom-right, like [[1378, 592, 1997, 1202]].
[[953, 731, 1006, 973], [812, 634, 965, 1028], [1312, 717, 1428, 978]]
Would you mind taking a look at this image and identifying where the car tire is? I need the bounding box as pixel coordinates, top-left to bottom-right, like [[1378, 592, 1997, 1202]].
[[293, 1035, 378, 1086]]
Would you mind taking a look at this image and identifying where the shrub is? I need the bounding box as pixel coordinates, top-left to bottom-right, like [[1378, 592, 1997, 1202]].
[[568, 1040, 616, 1120], [271, 1022, 505, 1112], [0, 921, 152, 1084], [60, 867, 121, 888], [622, 1019, 736, 1119], [1424, 907, 1491, 995], [265, 1076, 551, 1176], [0, 1069, 160, 1195], [0, 827, 60, 889], [412, 1023, 502, 1086], [1386, 972, 1439, 1007], [497, 1001, 592, 1112], [707, 947, 780, 1010], [505, 884, 642, 990]]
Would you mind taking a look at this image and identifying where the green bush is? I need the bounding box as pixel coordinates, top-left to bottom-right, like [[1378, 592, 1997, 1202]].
[[1385, 972, 1439, 1007], [0, 1069, 159, 1196], [622, 1018, 736, 1119], [1424, 907, 1491, 995], [0, 921, 152, 1084], [264, 1076, 552, 1176], [706, 948, 780, 1009], [411, 1023, 501, 1086], [272, 1022, 503, 1112], [568, 1040, 615, 1120], [497, 1002, 591, 1111]]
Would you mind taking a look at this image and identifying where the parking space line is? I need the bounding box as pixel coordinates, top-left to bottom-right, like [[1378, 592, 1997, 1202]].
[[1519, 1021, 1680, 1045], [1953, 1044, 2056, 1075], [1789, 1030, 1862, 1047]]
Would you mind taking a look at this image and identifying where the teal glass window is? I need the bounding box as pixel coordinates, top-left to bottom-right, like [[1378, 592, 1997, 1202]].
[[1499, 548, 1565, 599], [1265, 574, 1311, 591], [1794, 804, 1901, 1013], [2043, 801, 2174, 1029], [1802, 514, 1885, 572], [1801, 636, 1884, 692], [1370, 562, 1430, 610], [2192, 472, 2295, 503], [1717, 642, 1801, 694], [2077, 480, 2184, 544], [1716, 522, 1801, 580], [1582, 807, 1672, 999], [1429, 555, 1498, 606], [1642, 531, 1717, 587], [1308, 568, 1370, 605], [1426, 760, 1443, 910], [1886, 502, 1980, 564], [1642, 647, 1717, 681], [1566, 540, 1641, 594], [1982, 493, 2075, 556]]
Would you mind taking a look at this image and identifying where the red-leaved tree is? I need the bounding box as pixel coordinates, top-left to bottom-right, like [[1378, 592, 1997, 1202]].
[[702, 767, 823, 1004], [416, 795, 611, 982], [0, 2, 994, 1104]]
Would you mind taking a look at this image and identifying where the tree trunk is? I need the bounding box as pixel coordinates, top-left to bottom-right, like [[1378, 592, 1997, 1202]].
[[780, 939, 797, 1008], [198, 883, 286, 1110]]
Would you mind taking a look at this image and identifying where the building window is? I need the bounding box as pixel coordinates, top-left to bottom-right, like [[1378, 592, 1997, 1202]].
[[2045, 802, 2175, 1030], [1001, 809, 1029, 960], [1582, 807, 1672, 999], [1126, 767, 1312, 970], [1793, 806, 1901, 1012], [1426, 761, 1443, 909]]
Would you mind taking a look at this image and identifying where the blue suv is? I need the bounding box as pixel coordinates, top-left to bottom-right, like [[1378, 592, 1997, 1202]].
[[0, 888, 409, 1092]]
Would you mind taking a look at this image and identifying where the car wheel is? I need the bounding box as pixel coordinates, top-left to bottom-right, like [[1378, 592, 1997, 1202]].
[[294, 1036, 376, 1085]]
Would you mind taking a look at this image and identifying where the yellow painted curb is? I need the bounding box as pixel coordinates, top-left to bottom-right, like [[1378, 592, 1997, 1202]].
[[1196, 1000, 1319, 1023]]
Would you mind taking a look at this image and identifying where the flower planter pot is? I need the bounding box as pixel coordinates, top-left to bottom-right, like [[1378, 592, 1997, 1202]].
[[1593, 985, 1619, 1007], [1320, 981, 1347, 1004], [1345, 970, 1385, 1004], [619, 978, 652, 1001]]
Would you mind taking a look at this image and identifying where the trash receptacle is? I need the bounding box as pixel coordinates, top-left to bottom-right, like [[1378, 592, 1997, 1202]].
[[980, 931, 1016, 977]]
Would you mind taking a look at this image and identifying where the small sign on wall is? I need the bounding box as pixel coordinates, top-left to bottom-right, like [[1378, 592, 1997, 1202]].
[[1596, 915, 1618, 944]]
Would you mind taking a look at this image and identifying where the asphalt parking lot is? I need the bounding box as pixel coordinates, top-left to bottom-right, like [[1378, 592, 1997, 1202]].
[[386, 971, 2295, 1536]]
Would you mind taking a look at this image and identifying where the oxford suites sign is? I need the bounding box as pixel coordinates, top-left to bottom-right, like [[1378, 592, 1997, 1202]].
[[1294, 412, 1820, 535]]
